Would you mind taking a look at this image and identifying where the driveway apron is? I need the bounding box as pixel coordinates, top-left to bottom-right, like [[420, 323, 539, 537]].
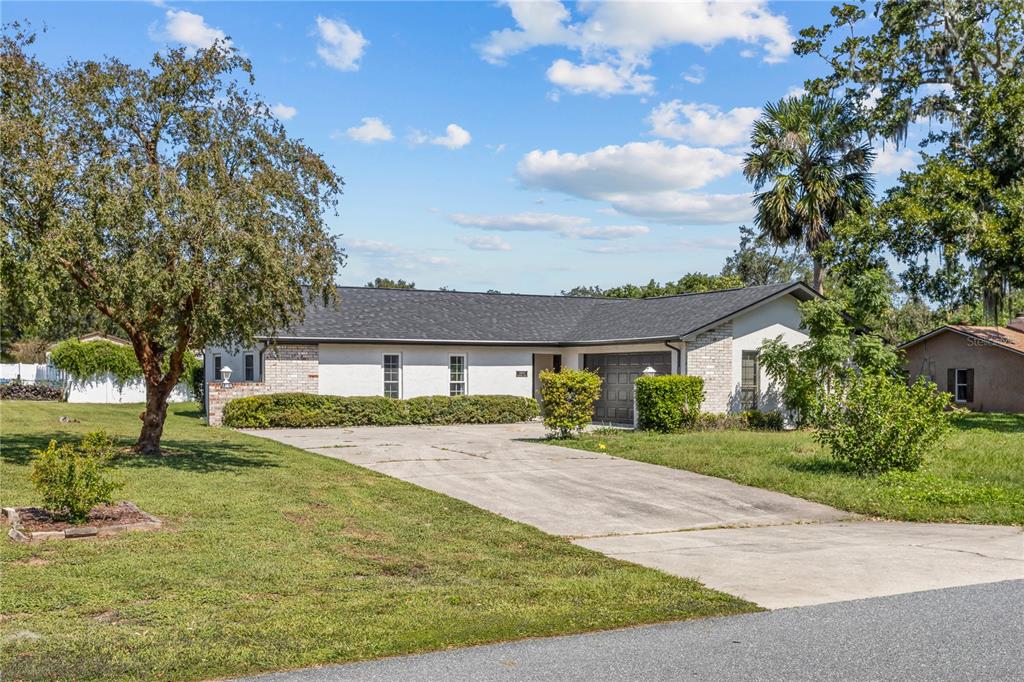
[[249, 423, 1024, 608]]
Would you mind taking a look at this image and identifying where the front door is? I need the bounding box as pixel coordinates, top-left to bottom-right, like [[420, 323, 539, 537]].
[[583, 351, 671, 424]]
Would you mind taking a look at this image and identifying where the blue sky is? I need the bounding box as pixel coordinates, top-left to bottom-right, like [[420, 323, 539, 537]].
[[8, 1, 918, 294]]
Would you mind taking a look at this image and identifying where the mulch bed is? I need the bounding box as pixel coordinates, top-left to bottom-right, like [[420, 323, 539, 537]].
[[13, 503, 152, 532], [4, 502, 161, 542]]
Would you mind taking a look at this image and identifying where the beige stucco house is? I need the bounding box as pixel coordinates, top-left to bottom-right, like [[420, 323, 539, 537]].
[[901, 316, 1024, 414]]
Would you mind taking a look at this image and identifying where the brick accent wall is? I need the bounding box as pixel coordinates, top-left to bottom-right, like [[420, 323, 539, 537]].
[[207, 343, 319, 426], [687, 322, 733, 413], [264, 344, 319, 393]]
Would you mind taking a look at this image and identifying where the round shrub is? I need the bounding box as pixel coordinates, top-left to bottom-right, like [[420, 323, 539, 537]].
[[30, 431, 122, 522], [635, 375, 705, 431], [222, 393, 538, 429], [538, 369, 603, 438], [813, 373, 954, 474]]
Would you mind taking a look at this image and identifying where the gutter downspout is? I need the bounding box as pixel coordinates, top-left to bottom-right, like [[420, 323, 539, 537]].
[[664, 340, 684, 375]]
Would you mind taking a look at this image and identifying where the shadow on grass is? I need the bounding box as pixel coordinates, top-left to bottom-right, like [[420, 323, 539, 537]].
[[0, 433, 278, 473], [952, 413, 1024, 434]]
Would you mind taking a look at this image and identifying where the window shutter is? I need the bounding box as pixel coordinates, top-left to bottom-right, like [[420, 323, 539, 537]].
[[946, 368, 955, 394], [965, 368, 974, 402]]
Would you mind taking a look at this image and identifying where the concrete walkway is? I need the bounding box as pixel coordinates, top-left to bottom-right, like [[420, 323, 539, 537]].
[[238, 580, 1024, 681], [250, 423, 1024, 608]]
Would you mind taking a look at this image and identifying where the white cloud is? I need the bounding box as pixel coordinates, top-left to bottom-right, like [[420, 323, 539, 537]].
[[546, 59, 654, 96], [480, 1, 793, 96], [431, 123, 472, 149], [449, 212, 650, 241], [601, 191, 754, 225], [648, 101, 760, 146], [518, 141, 741, 195], [160, 10, 229, 50], [872, 146, 919, 175], [682, 65, 706, 85], [457, 235, 513, 251], [450, 212, 590, 233], [784, 85, 808, 99], [515, 140, 751, 225], [346, 117, 394, 143], [315, 16, 368, 71], [571, 225, 651, 240], [270, 103, 297, 120], [346, 239, 455, 268]]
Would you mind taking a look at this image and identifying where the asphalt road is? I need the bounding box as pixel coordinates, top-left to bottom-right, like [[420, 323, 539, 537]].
[[239, 580, 1024, 682]]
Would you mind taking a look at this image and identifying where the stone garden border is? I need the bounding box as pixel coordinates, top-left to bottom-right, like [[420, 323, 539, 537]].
[[3, 502, 161, 542]]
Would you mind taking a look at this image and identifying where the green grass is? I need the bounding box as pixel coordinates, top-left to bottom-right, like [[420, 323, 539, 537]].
[[560, 413, 1024, 525], [0, 402, 755, 681]]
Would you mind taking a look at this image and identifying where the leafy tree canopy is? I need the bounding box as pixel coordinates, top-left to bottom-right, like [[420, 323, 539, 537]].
[[563, 273, 743, 298], [1, 26, 344, 453], [720, 225, 812, 287], [796, 1, 1024, 316], [365, 277, 415, 289]]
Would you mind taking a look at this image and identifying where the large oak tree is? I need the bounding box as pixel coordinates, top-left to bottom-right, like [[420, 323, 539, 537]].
[[1, 27, 344, 453]]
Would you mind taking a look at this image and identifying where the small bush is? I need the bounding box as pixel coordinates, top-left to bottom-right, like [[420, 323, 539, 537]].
[[30, 431, 122, 522], [814, 374, 954, 474], [693, 412, 749, 431], [635, 375, 704, 432], [222, 393, 539, 429], [743, 409, 784, 431], [539, 369, 603, 438], [0, 382, 62, 401]]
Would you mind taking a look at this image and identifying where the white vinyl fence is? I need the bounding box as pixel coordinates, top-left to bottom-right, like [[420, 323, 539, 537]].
[[1, 363, 192, 404]]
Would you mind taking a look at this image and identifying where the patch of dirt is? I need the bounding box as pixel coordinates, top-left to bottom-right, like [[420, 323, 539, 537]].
[[15, 503, 153, 532], [14, 557, 51, 567]]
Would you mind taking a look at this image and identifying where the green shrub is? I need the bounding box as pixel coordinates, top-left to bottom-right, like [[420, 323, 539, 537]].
[[30, 431, 122, 522], [814, 374, 954, 474], [539, 369, 603, 438], [693, 412, 749, 431], [222, 393, 539, 429], [635, 375, 705, 431], [743, 409, 784, 431]]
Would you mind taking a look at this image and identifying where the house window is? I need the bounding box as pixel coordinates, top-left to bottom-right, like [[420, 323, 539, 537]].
[[740, 350, 759, 410], [951, 368, 974, 403], [213, 355, 222, 381], [383, 354, 401, 398], [449, 355, 466, 396], [244, 354, 255, 382]]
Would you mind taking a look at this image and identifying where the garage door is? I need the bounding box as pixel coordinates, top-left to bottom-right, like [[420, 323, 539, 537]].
[[583, 352, 672, 424]]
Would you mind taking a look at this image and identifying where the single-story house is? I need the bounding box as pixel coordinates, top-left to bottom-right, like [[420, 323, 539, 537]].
[[204, 282, 818, 425], [901, 317, 1024, 413]]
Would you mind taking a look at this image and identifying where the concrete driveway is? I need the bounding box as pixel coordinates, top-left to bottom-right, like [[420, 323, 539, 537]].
[[250, 422, 1024, 608]]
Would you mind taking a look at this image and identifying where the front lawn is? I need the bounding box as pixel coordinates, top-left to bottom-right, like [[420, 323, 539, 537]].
[[0, 402, 755, 681], [560, 413, 1024, 525]]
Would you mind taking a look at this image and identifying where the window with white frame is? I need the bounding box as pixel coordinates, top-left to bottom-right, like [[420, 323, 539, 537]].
[[954, 368, 973, 403], [383, 354, 401, 398], [213, 354, 222, 381], [244, 354, 255, 381], [449, 355, 466, 396]]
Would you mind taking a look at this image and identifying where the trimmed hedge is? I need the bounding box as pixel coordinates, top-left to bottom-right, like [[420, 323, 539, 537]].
[[743, 409, 784, 431], [0, 383, 62, 401], [635, 375, 704, 432], [223, 393, 539, 429], [538, 369, 603, 438]]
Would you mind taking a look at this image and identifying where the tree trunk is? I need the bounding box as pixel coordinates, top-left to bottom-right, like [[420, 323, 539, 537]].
[[136, 378, 172, 455], [811, 256, 826, 294]]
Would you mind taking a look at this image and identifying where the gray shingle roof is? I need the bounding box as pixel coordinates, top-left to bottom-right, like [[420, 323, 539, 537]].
[[272, 282, 815, 345]]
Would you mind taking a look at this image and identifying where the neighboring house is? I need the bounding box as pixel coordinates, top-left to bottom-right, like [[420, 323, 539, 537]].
[[901, 317, 1024, 414], [205, 282, 817, 425]]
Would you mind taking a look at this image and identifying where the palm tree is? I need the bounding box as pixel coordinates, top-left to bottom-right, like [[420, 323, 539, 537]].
[[743, 96, 875, 293]]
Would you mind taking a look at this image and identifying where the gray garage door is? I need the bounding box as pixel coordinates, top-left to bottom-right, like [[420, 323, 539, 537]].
[[583, 351, 672, 425]]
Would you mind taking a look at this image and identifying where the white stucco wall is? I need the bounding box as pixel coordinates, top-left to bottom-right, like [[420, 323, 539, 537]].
[[728, 294, 808, 412], [318, 344, 557, 398], [204, 344, 265, 383]]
